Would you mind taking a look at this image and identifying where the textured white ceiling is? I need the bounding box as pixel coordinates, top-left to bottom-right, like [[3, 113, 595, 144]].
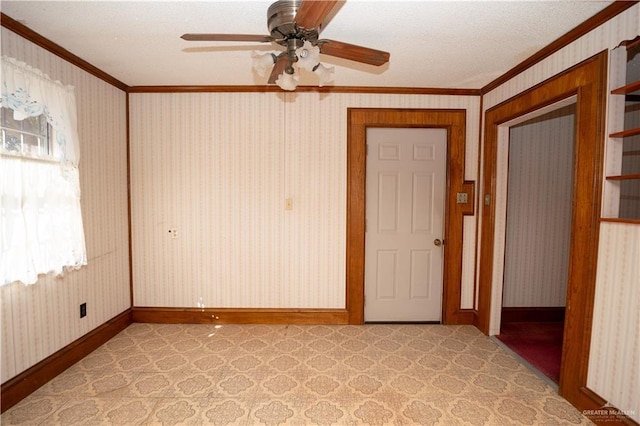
[[1, 0, 614, 88]]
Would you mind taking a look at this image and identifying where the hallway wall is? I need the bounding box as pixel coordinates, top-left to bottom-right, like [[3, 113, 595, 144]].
[[503, 105, 575, 308]]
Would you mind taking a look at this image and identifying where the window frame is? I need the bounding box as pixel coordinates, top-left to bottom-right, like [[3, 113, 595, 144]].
[[1, 106, 54, 160]]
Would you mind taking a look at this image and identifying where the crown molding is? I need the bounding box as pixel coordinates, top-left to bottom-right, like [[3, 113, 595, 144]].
[[126, 85, 481, 95], [1, 12, 129, 91], [481, 1, 639, 94]]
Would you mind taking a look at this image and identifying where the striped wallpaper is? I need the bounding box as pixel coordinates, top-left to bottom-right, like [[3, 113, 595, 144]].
[[129, 92, 480, 310], [588, 222, 640, 423], [1, 29, 130, 382], [479, 3, 639, 420]]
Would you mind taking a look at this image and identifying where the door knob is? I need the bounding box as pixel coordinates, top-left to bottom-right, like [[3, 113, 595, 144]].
[[434, 239, 442, 246]]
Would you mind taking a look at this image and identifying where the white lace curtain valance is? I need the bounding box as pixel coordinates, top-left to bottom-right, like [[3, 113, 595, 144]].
[[1, 55, 80, 166]]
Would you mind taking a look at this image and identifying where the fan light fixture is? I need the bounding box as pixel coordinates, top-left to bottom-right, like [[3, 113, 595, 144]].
[[252, 52, 277, 78], [275, 69, 299, 91], [182, 0, 390, 91], [252, 41, 333, 91]]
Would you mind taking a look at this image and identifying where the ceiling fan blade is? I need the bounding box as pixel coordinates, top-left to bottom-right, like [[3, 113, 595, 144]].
[[181, 34, 274, 42], [319, 39, 390, 66], [294, 0, 338, 30], [268, 54, 290, 84]]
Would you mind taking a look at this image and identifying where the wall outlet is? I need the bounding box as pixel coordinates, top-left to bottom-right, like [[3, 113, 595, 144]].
[[456, 192, 469, 204], [80, 302, 87, 318], [285, 198, 293, 211]]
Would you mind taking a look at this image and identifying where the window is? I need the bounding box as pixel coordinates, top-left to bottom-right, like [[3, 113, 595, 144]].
[[1, 56, 86, 286], [1, 107, 52, 158]]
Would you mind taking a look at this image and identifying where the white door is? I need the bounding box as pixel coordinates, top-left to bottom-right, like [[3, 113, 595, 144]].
[[365, 128, 447, 322]]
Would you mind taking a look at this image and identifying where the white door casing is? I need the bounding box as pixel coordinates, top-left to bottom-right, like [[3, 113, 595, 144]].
[[364, 128, 447, 322]]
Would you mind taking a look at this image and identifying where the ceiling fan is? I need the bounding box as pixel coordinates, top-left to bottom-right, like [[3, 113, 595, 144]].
[[181, 0, 390, 90]]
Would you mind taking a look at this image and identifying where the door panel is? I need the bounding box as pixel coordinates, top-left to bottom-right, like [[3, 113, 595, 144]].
[[365, 128, 447, 322], [377, 172, 399, 232]]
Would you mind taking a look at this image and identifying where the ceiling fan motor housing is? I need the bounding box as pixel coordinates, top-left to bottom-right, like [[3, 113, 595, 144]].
[[268, 0, 319, 46]]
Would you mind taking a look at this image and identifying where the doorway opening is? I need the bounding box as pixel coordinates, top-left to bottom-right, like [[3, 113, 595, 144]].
[[477, 51, 607, 407], [495, 102, 577, 385]]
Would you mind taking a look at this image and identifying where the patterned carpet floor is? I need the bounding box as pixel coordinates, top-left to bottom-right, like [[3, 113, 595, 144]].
[[1, 323, 592, 425], [496, 322, 564, 384]]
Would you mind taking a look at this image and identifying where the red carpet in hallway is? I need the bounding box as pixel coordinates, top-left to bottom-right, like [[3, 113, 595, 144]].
[[496, 322, 564, 383]]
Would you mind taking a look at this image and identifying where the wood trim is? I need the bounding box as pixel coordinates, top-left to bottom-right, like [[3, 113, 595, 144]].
[[620, 35, 640, 50], [126, 93, 134, 307], [501, 307, 565, 323], [346, 108, 473, 325], [609, 127, 640, 138], [127, 85, 480, 96], [477, 51, 608, 411], [0, 13, 128, 92], [460, 181, 476, 216], [606, 174, 640, 180], [132, 307, 349, 325], [600, 218, 640, 225], [481, 1, 638, 95], [611, 80, 640, 95], [0, 309, 133, 413], [472, 95, 484, 312], [579, 387, 640, 426], [128, 85, 291, 93]]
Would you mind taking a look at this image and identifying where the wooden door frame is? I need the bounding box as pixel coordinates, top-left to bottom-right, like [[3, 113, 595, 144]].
[[346, 108, 475, 325], [476, 51, 607, 409]]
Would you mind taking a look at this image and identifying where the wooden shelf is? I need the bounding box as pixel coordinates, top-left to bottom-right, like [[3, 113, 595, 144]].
[[606, 174, 640, 181], [609, 127, 640, 138], [605, 38, 640, 220], [600, 217, 640, 225], [611, 80, 640, 95]]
